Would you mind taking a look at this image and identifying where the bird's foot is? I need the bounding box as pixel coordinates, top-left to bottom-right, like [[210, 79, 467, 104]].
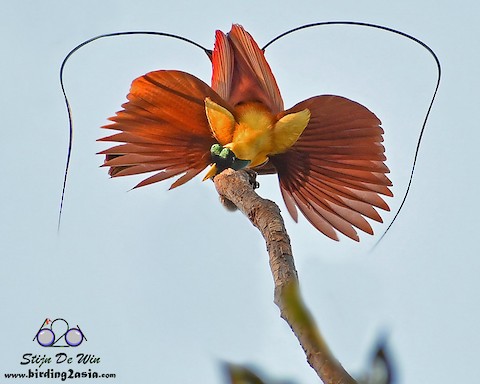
[[245, 169, 259, 189]]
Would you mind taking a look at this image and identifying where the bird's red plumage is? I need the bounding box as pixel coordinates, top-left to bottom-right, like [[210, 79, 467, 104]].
[[99, 24, 392, 240]]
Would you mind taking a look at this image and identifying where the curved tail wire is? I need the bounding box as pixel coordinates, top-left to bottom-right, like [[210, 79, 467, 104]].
[[263, 21, 441, 246], [58, 31, 211, 232]]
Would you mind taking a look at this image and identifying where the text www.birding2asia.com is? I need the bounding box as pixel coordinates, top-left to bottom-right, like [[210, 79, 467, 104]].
[[4, 368, 116, 381]]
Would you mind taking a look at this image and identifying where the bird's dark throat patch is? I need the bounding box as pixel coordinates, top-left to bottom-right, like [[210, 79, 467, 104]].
[[210, 144, 250, 174]]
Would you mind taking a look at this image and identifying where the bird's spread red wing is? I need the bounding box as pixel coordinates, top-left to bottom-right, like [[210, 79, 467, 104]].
[[270, 95, 393, 241], [99, 70, 229, 189]]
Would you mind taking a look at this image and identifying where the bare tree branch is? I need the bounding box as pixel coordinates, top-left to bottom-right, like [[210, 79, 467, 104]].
[[214, 168, 357, 384]]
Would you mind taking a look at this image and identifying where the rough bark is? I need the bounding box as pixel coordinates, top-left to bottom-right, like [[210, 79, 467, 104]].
[[213, 169, 357, 384]]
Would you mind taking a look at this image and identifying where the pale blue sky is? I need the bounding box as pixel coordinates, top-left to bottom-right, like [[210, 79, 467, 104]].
[[1, 1, 479, 383]]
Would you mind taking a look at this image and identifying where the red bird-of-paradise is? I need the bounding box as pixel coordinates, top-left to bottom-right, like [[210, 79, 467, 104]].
[[98, 24, 392, 241]]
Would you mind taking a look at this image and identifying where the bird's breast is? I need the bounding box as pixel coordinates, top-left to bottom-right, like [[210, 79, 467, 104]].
[[228, 102, 276, 164]]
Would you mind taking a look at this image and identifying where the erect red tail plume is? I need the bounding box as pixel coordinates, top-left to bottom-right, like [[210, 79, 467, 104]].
[[211, 24, 284, 113]]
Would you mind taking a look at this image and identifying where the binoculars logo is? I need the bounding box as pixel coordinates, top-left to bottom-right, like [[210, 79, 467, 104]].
[[33, 318, 87, 347]]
